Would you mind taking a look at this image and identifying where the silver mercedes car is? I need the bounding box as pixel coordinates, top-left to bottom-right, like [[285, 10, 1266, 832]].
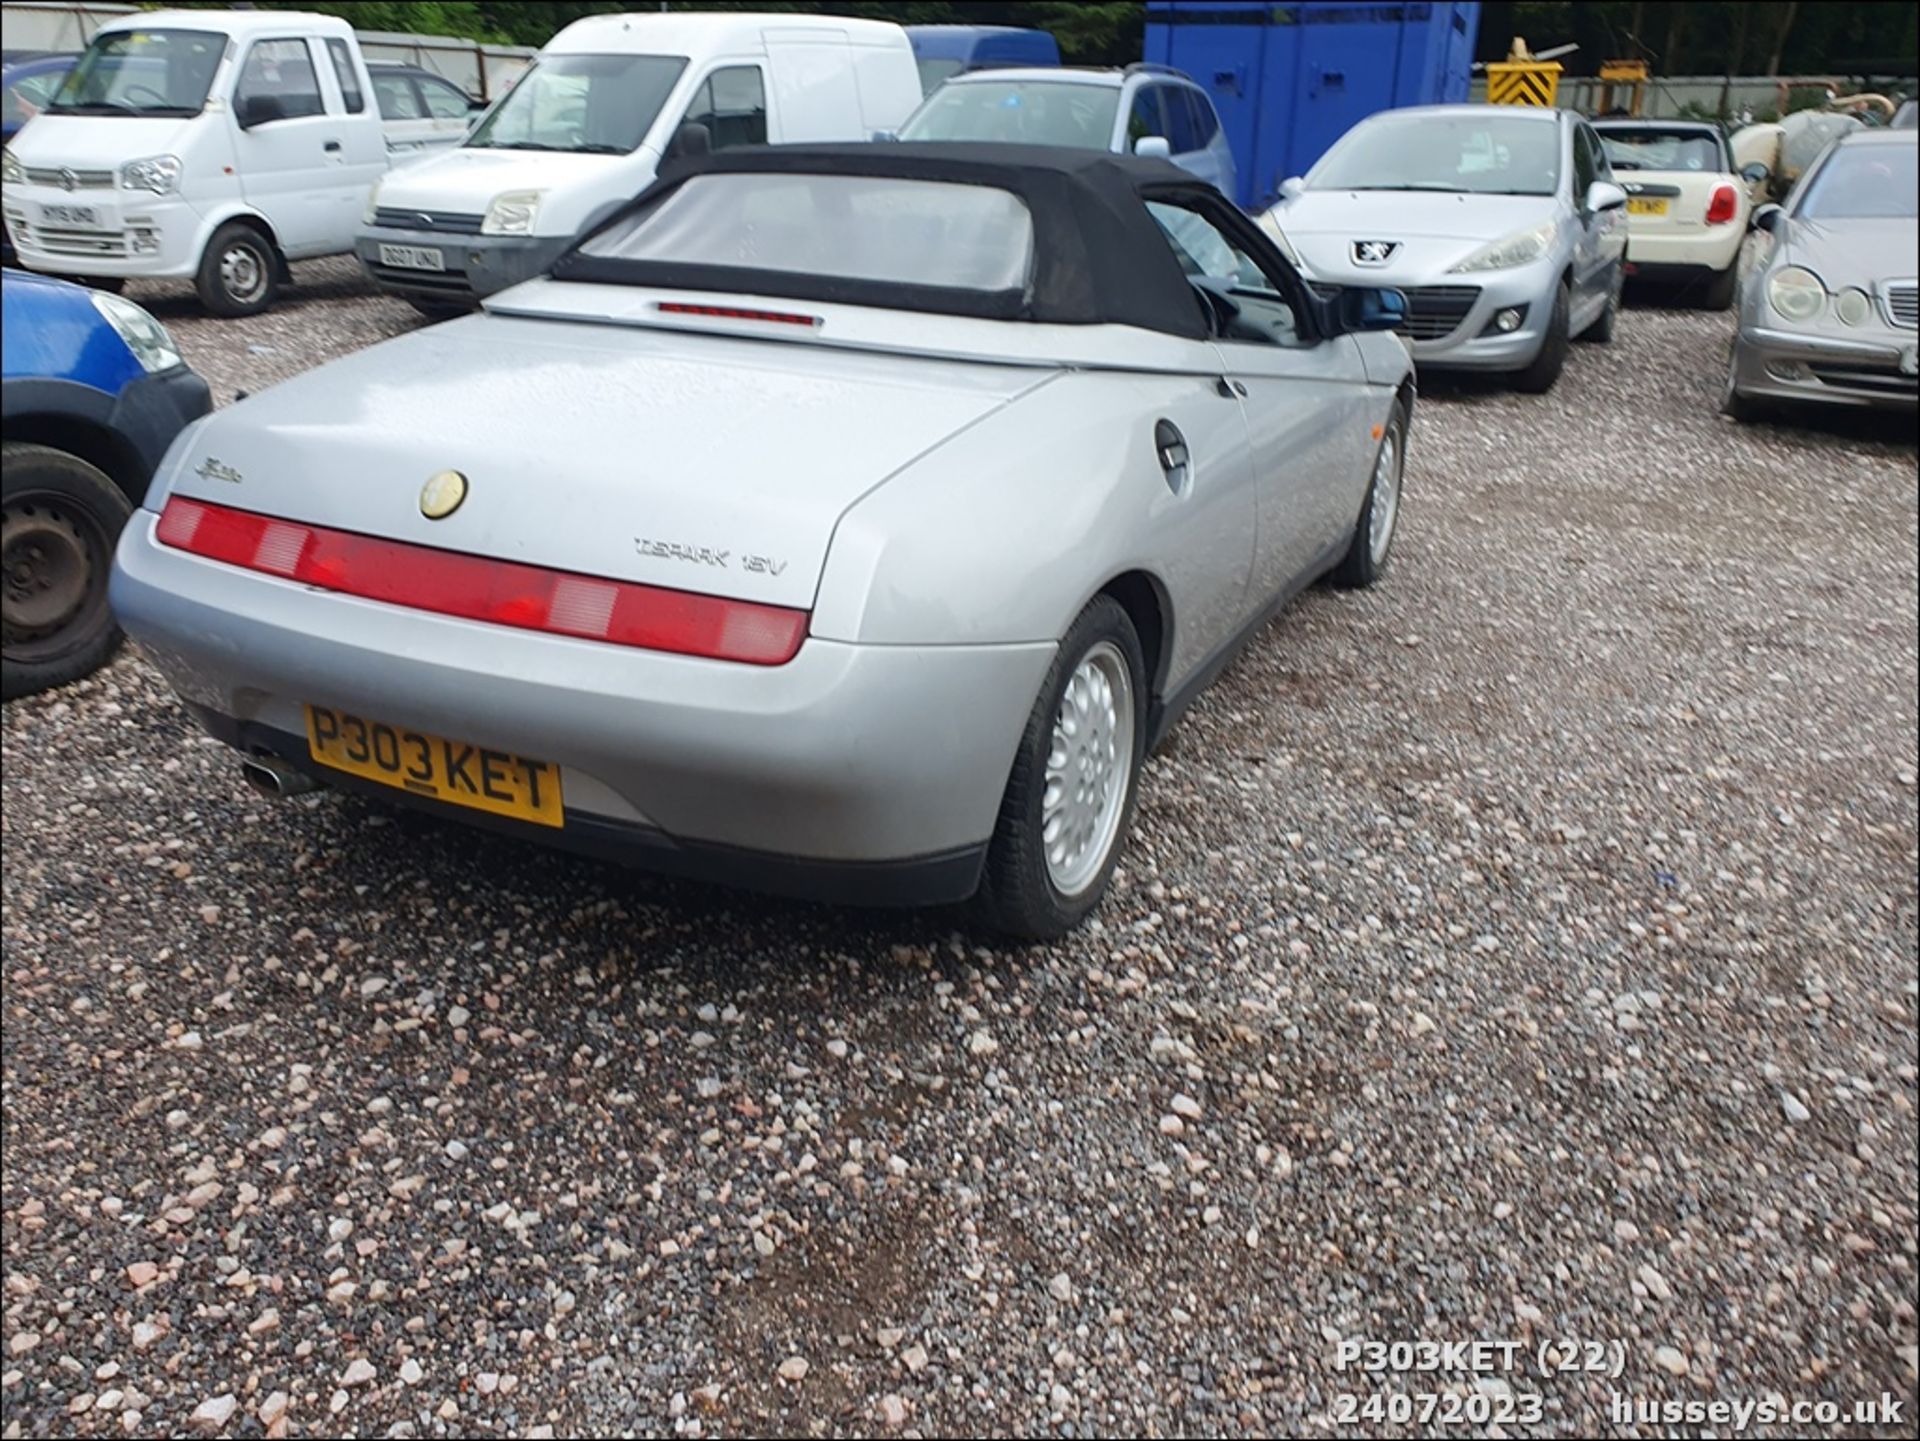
[[1259, 104, 1629, 393], [110, 144, 1415, 938], [1723, 127, 1918, 419]]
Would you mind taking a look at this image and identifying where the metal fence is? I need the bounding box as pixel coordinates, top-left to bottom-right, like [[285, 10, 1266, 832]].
[[1, 1, 535, 99], [1470, 72, 1915, 120]]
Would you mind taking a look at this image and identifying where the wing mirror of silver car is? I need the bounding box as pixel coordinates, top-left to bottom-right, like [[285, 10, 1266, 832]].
[[1751, 203, 1784, 233], [1740, 160, 1770, 185], [1277, 175, 1306, 201], [1310, 285, 1407, 336], [1585, 181, 1629, 213], [1135, 136, 1172, 159]]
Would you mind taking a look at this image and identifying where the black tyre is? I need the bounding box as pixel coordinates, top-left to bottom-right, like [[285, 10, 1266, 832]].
[[1577, 264, 1621, 342], [1701, 263, 1737, 312], [1510, 280, 1570, 393], [975, 595, 1146, 940], [1720, 336, 1767, 423], [2, 442, 133, 700], [1330, 396, 1410, 590], [195, 221, 279, 317]]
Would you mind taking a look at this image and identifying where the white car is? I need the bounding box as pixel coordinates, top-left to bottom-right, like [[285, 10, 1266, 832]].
[[1593, 118, 1758, 309], [895, 64, 1237, 198]]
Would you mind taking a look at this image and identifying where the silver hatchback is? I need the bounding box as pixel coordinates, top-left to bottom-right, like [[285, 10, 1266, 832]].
[[1260, 105, 1629, 392]]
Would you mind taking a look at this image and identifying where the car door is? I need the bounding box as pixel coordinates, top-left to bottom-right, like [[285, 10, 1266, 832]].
[[1567, 123, 1622, 326], [1144, 191, 1377, 605], [231, 36, 344, 257]]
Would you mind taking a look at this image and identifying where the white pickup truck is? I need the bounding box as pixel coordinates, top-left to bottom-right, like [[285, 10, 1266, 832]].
[[2, 8, 463, 315]]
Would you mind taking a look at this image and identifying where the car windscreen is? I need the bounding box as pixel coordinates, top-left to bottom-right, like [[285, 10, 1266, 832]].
[[467, 52, 686, 155], [1793, 144, 1919, 220], [898, 80, 1119, 150], [575, 172, 1035, 293], [47, 28, 223, 117], [1596, 127, 1726, 173], [1311, 113, 1562, 196]]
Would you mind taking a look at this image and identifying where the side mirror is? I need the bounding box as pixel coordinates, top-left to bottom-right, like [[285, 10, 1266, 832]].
[[1134, 135, 1171, 159], [1751, 203, 1783, 233], [665, 120, 710, 162], [1277, 175, 1306, 201], [870, 127, 898, 143], [1739, 160, 1769, 185], [468, 97, 489, 113], [235, 92, 280, 129], [1585, 180, 1627, 213], [1340, 286, 1406, 333]]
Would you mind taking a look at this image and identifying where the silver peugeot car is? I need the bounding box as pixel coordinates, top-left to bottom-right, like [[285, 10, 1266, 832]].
[[1260, 104, 1629, 392], [1723, 127, 1917, 420], [111, 144, 1414, 939]]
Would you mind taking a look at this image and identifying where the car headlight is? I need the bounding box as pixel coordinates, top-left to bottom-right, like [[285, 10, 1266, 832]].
[[1766, 265, 1826, 323], [481, 189, 542, 236], [90, 291, 182, 373], [120, 154, 182, 195], [1449, 221, 1559, 274], [1, 147, 22, 186], [1832, 286, 1872, 327]]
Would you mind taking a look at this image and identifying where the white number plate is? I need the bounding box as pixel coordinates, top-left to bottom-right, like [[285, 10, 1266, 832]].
[[41, 204, 99, 227], [378, 243, 446, 272]]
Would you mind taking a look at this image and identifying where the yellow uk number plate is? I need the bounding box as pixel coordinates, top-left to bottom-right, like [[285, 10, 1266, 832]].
[[1627, 197, 1669, 216], [303, 705, 563, 828]]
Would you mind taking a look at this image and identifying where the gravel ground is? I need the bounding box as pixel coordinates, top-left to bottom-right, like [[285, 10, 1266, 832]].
[[3, 259, 1917, 1439]]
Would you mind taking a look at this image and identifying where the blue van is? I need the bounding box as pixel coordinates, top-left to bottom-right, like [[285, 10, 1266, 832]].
[[905, 25, 1061, 96], [2, 268, 211, 697]]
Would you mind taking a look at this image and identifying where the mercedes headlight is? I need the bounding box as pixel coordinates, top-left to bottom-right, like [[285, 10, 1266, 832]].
[[90, 291, 182, 373], [480, 189, 542, 236], [1766, 266, 1825, 324], [1, 148, 23, 186], [1449, 221, 1558, 274], [1832, 286, 1872, 327], [120, 154, 182, 195]]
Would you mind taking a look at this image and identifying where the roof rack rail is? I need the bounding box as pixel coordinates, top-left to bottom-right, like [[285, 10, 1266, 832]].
[[1124, 61, 1193, 80]]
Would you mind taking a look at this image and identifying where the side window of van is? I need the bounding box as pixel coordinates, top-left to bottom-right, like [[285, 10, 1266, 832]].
[[236, 38, 325, 124], [684, 65, 766, 151], [324, 38, 364, 114]]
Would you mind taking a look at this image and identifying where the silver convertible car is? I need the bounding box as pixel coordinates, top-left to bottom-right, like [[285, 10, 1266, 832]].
[[111, 145, 1416, 938]]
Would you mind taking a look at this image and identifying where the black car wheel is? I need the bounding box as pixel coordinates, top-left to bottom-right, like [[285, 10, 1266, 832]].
[[1, 442, 133, 699]]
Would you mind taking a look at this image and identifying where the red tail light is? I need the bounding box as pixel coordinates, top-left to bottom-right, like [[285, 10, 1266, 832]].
[[1705, 184, 1739, 226], [155, 497, 808, 666]]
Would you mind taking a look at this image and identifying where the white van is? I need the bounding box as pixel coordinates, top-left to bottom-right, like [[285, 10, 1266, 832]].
[[0, 9, 400, 316], [356, 11, 923, 312]]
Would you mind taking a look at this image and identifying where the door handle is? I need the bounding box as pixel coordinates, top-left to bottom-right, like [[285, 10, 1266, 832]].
[[323, 140, 342, 152], [1214, 376, 1247, 398]]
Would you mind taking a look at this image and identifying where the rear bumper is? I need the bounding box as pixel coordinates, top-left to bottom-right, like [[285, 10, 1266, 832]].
[[355, 225, 569, 302], [110, 512, 1053, 900], [1623, 227, 1742, 273], [1730, 325, 1918, 410]]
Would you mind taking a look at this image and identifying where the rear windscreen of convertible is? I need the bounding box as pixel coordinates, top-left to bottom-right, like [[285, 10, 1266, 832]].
[[575, 173, 1036, 292]]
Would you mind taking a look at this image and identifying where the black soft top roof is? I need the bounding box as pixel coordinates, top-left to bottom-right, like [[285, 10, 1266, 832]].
[[549, 142, 1223, 339]]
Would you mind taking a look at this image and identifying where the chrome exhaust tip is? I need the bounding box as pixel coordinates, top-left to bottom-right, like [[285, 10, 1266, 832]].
[[241, 756, 320, 799]]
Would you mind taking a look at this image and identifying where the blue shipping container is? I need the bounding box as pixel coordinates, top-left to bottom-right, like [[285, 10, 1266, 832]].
[[1143, 1, 1480, 208]]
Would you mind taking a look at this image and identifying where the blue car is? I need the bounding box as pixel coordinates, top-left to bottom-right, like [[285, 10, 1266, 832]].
[[2, 267, 210, 697]]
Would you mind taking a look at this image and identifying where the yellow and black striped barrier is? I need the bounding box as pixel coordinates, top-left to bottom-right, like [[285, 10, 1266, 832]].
[[1487, 60, 1562, 107]]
